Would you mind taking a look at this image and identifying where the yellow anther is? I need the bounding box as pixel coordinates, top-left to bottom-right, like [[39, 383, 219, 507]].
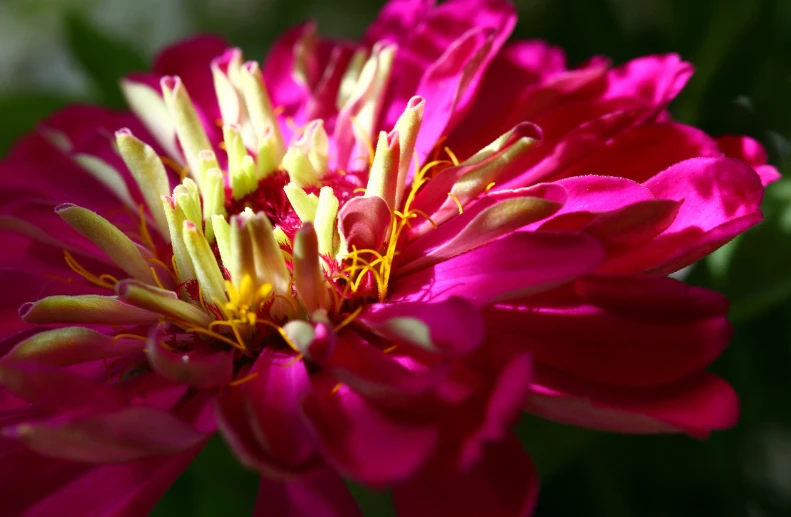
[[485, 181, 496, 194]]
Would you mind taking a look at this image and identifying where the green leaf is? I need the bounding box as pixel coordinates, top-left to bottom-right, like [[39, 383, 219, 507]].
[[64, 14, 148, 108], [346, 483, 397, 517]]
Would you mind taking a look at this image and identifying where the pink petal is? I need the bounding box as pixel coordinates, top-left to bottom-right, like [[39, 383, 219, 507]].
[[357, 297, 483, 356], [392, 436, 538, 517], [0, 267, 107, 335], [499, 107, 651, 190], [448, 39, 566, 155], [146, 324, 234, 389], [484, 275, 731, 387], [0, 443, 202, 517], [527, 175, 654, 233], [0, 360, 128, 413], [604, 54, 693, 109], [215, 348, 318, 476], [411, 28, 496, 164], [409, 123, 544, 234], [263, 23, 314, 126], [526, 367, 738, 437], [2, 133, 128, 214], [364, 0, 435, 46], [382, 0, 516, 132], [302, 372, 438, 486], [552, 122, 723, 184], [4, 406, 207, 463], [390, 231, 603, 306], [153, 35, 229, 126], [324, 330, 447, 403], [602, 157, 765, 274], [337, 195, 392, 252], [717, 134, 781, 186], [399, 187, 562, 274], [254, 467, 363, 517]]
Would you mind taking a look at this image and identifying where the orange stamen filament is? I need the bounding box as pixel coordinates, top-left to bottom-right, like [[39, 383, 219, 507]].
[[63, 250, 118, 290]]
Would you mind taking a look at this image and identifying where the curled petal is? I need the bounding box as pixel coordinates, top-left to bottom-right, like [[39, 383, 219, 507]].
[[302, 373, 438, 486], [215, 348, 318, 475], [145, 324, 234, 390], [357, 297, 484, 356]]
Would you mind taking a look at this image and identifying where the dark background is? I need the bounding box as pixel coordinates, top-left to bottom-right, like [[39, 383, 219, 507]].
[[1, 0, 790, 515]]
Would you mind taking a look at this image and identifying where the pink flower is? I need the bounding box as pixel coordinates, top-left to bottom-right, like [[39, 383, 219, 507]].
[[0, 0, 778, 515]]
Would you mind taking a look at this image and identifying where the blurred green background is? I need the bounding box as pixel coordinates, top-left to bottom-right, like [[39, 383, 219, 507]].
[[2, 0, 791, 515]]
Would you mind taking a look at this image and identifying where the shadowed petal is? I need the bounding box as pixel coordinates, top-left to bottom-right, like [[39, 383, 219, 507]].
[[254, 467, 363, 517], [302, 373, 438, 486], [393, 436, 538, 517]]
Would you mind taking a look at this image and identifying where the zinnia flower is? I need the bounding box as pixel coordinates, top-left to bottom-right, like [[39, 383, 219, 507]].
[[0, 0, 778, 515]]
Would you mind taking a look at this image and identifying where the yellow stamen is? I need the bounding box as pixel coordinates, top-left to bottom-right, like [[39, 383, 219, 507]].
[[444, 146, 459, 166], [149, 267, 166, 289], [112, 333, 148, 343], [485, 181, 496, 194], [63, 250, 118, 290], [448, 192, 464, 214], [229, 372, 260, 387], [334, 305, 363, 332]]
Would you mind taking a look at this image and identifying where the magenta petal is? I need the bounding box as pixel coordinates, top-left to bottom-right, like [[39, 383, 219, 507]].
[[0, 360, 128, 413], [364, 0, 435, 46], [4, 406, 207, 463], [302, 373, 438, 486], [383, 0, 516, 130], [392, 436, 538, 517], [399, 187, 563, 273], [411, 28, 496, 163], [357, 297, 483, 356], [448, 40, 566, 154], [324, 330, 446, 403], [485, 275, 731, 387], [717, 134, 781, 186], [604, 157, 765, 274], [2, 443, 202, 517], [215, 348, 318, 475], [263, 23, 314, 126], [254, 467, 363, 517], [337, 195, 392, 252], [153, 35, 228, 124], [526, 367, 738, 437], [604, 54, 693, 109], [390, 231, 603, 306], [554, 122, 722, 184], [146, 325, 234, 389]]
